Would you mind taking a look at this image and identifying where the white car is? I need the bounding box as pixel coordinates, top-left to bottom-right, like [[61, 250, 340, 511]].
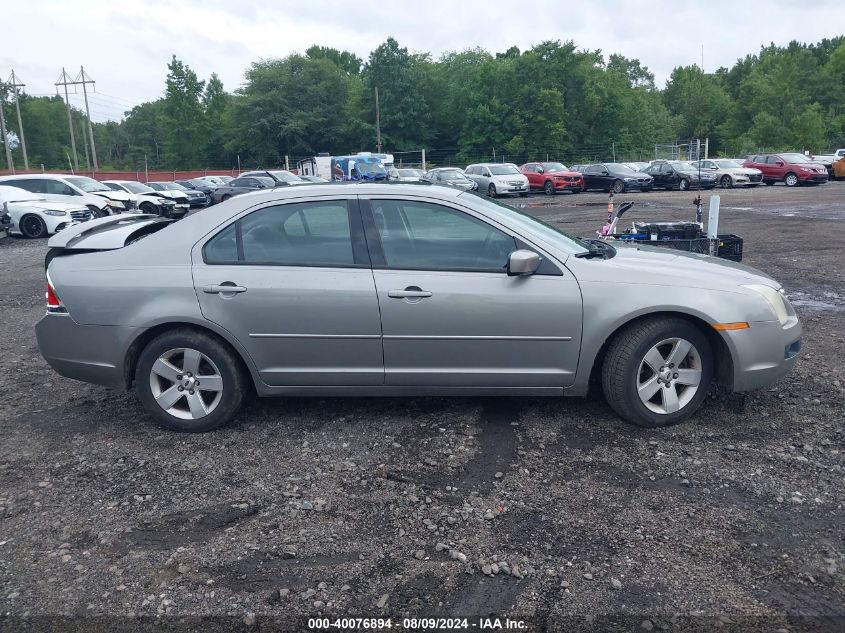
[[197, 175, 233, 186], [395, 168, 425, 182], [464, 163, 529, 197], [692, 159, 763, 188], [0, 174, 134, 217], [103, 180, 187, 218], [144, 182, 192, 208], [0, 185, 92, 238]]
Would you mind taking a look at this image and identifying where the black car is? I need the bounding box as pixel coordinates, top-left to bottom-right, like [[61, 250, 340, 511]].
[[176, 179, 217, 202], [211, 176, 275, 204], [644, 161, 717, 191], [581, 163, 654, 193]]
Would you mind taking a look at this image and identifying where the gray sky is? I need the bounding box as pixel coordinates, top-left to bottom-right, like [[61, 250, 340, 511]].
[[3, 0, 844, 122]]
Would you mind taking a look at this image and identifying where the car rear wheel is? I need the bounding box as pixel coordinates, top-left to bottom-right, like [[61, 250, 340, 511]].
[[602, 316, 713, 428], [487, 183, 497, 198], [20, 214, 48, 238], [720, 175, 733, 188], [612, 179, 625, 193], [678, 178, 690, 191], [544, 180, 555, 195], [136, 329, 247, 432], [784, 173, 799, 187]]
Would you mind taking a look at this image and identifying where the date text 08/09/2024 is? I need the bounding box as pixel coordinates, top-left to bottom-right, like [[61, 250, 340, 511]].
[[308, 617, 528, 630]]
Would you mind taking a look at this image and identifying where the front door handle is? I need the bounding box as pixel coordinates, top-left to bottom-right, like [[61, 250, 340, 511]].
[[203, 284, 247, 294], [388, 287, 432, 299]]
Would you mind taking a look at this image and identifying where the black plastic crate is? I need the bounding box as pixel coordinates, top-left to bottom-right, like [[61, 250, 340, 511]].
[[631, 222, 703, 240], [716, 234, 743, 262]]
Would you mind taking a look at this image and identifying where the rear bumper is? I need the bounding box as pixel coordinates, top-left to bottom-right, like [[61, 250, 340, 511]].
[[724, 318, 802, 392], [35, 314, 141, 389]]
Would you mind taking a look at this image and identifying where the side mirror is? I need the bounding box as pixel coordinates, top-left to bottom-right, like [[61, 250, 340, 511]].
[[508, 250, 541, 276]]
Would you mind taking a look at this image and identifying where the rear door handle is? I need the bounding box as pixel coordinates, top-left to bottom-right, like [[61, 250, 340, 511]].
[[203, 284, 247, 294], [388, 288, 432, 299]]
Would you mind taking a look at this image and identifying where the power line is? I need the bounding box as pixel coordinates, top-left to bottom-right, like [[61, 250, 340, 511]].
[[55, 68, 80, 171], [7, 71, 29, 170]]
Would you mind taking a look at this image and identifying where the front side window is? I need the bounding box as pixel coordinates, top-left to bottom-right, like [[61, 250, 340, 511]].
[[370, 200, 515, 272], [45, 179, 75, 195], [204, 200, 355, 267]]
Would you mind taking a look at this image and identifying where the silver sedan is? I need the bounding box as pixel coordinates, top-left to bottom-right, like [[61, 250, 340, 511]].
[[36, 184, 801, 432]]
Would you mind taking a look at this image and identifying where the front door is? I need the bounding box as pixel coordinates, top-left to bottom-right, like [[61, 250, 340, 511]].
[[192, 197, 384, 387], [361, 196, 582, 388]]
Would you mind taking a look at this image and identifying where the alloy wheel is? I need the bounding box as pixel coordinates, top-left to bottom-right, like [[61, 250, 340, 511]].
[[721, 175, 733, 188], [785, 173, 798, 187], [21, 215, 47, 238], [636, 338, 702, 415], [148, 348, 224, 420], [544, 181, 555, 195]]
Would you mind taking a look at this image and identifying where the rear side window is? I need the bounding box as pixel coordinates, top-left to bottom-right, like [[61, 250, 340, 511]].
[[6, 179, 45, 193], [204, 200, 356, 267]]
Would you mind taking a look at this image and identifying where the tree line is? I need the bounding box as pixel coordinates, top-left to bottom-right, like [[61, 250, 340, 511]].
[[2, 36, 844, 172]]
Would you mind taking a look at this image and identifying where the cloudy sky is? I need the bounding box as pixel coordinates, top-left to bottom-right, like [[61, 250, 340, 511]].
[[3, 0, 844, 122]]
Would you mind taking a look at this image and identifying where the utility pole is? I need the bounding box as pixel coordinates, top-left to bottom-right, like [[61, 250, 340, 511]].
[[55, 68, 79, 171], [0, 95, 13, 172], [8, 71, 29, 170], [374, 86, 382, 153], [78, 67, 98, 170]]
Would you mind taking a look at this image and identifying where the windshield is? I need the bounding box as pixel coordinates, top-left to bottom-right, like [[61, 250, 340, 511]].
[[541, 162, 568, 172], [121, 182, 155, 194], [269, 170, 303, 183], [671, 162, 698, 171], [162, 182, 188, 191], [441, 169, 468, 181], [608, 164, 638, 174], [715, 160, 742, 168], [781, 153, 812, 164], [464, 193, 589, 253], [65, 176, 111, 193], [489, 165, 520, 176], [398, 169, 423, 177], [0, 185, 41, 203]]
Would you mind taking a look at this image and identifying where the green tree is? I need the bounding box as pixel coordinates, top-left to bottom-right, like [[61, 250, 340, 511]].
[[161, 56, 206, 168]]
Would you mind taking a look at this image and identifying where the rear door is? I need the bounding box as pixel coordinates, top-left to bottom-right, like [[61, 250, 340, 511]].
[[360, 195, 582, 388], [192, 196, 383, 387]]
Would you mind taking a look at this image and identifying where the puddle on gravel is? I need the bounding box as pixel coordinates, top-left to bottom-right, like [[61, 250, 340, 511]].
[[787, 290, 844, 312]]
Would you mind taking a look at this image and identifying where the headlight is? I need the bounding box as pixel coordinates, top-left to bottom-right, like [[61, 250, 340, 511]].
[[800, 167, 811, 172], [624, 177, 634, 182], [742, 284, 793, 325], [43, 209, 67, 217], [107, 200, 126, 209]]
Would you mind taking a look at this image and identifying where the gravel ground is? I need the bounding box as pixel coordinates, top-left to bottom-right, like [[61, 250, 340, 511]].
[[0, 183, 843, 632]]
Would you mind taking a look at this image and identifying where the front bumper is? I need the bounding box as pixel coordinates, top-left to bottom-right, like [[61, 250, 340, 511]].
[[799, 173, 828, 183], [35, 313, 141, 389], [553, 179, 583, 191], [724, 317, 802, 392]]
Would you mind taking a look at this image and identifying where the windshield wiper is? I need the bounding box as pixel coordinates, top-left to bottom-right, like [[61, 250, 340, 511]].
[[575, 239, 617, 260]]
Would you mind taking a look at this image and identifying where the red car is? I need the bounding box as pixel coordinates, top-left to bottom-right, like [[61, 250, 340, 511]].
[[519, 162, 584, 195], [742, 153, 829, 187]]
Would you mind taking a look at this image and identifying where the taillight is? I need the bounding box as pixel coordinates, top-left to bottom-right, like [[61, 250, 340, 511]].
[[46, 273, 66, 313]]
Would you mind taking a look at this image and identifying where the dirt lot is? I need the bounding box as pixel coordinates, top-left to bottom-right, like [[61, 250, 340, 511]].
[[0, 182, 843, 632]]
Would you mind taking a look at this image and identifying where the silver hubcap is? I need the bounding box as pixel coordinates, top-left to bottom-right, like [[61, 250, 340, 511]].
[[637, 338, 702, 415], [149, 348, 223, 420], [786, 175, 797, 186]]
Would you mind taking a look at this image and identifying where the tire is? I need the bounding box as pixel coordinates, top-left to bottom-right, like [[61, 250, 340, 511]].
[[87, 205, 105, 219], [221, 194, 231, 202], [601, 316, 713, 428], [784, 172, 799, 187], [135, 329, 247, 432], [487, 183, 497, 198], [518, 192, 528, 197], [764, 180, 775, 186], [678, 178, 689, 191], [20, 214, 48, 239], [544, 180, 555, 195], [139, 202, 160, 216], [612, 179, 625, 193], [720, 175, 733, 188]]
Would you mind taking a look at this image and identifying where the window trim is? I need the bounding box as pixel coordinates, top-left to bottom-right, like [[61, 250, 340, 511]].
[[201, 197, 369, 269]]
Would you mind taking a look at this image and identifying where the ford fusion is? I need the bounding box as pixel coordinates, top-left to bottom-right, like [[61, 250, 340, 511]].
[[36, 184, 801, 432]]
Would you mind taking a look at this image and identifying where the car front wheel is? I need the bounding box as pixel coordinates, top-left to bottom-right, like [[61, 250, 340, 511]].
[[487, 183, 497, 198], [721, 175, 733, 188], [602, 317, 713, 428], [136, 329, 247, 432], [678, 179, 689, 191], [544, 180, 555, 195], [784, 173, 799, 187], [612, 179, 625, 193], [20, 214, 48, 238]]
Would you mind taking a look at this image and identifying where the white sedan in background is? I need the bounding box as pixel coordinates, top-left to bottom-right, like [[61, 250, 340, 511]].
[[0, 185, 92, 238], [692, 159, 764, 188]]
